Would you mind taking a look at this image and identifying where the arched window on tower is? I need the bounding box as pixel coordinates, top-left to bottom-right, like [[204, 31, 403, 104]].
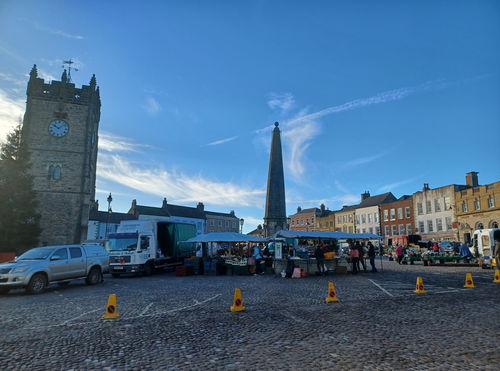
[[53, 166, 61, 180], [48, 165, 62, 180]]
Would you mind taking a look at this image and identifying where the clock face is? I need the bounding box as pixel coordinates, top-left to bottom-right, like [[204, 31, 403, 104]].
[[48, 120, 69, 137]]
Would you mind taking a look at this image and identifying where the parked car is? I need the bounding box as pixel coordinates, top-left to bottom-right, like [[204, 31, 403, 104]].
[[0, 244, 109, 295]]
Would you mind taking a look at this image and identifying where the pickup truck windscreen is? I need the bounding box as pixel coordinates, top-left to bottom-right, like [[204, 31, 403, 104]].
[[107, 233, 138, 251], [17, 248, 54, 260]]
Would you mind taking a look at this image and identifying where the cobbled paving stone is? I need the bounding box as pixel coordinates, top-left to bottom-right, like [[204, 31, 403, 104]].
[[0, 260, 499, 370]]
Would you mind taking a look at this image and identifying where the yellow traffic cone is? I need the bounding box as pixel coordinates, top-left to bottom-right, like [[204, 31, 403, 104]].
[[102, 294, 120, 320], [493, 270, 500, 283], [230, 288, 245, 312], [325, 281, 340, 303], [413, 277, 426, 294], [464, 273, 475, 288]]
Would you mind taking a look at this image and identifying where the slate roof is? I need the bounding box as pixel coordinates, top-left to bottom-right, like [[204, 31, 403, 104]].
[[205, 210, 238, 218], [296, 207, 321, 215], [357, 192, 397, 208], [89, 210, 137, 223], [133, 204, 206, 219]]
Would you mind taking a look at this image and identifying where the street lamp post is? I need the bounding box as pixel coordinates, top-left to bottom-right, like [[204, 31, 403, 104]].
[[239, 218, 244, 234], [105, 193, 113, 238]]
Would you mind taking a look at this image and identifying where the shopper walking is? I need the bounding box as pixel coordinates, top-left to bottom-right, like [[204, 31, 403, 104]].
[[350, 246, 359, 274], [395, 244, 404, 264], [355, 241, 367, 272], [367, 241, 377, 272], [253, 244, 264, 275]]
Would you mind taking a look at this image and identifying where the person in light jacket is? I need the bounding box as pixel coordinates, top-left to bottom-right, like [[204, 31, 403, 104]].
[[253, 245, 264, 275]]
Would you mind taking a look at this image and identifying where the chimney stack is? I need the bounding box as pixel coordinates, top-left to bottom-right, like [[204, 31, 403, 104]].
[[465, 171, 479, 187], [297, 206, 302, 213], [361, 191, 370, 201], [423, 183, 430, 191]]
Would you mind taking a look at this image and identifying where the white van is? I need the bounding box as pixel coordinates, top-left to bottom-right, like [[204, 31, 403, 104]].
[[471, 228, 500, 268]]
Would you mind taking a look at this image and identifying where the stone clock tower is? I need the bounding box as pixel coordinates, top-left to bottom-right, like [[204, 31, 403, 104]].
[[21, 65, 100, 245]]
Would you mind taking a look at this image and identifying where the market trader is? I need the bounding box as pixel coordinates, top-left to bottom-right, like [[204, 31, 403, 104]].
[[253, 244, 264, 275], [315, 245, 326, 275]]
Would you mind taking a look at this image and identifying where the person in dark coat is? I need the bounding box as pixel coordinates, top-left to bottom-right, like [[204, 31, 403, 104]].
[[355, 241, 367, 272], [367, 241, 377, 272], [315, 245, 325, 275]]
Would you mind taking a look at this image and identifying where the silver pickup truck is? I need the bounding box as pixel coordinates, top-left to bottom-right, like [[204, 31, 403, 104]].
[[0, 244, 109, 294]]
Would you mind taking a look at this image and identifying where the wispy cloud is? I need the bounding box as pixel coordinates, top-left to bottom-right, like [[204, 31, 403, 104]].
[[206, 136, 238, 146], [97, 153, 265, 208], [377, 176, 422, 193], [142, 97, 161, 116], [267, 92, 295, 112], [285, 80, 444, 127], [282, 118, 320, 180], [339, 152, 386, 170], [0, 89, 24, 142], [99, 132, 152, 153], [0, 72, 25, 87], [25, 19, 84, 40]]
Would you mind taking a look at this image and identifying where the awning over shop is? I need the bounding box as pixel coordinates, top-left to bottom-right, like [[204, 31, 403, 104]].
[[184, 232, 266, 243], [273, 230, 382, 240]]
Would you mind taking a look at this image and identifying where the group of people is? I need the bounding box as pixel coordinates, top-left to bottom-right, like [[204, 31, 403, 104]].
[[349, 241, 378, 274]]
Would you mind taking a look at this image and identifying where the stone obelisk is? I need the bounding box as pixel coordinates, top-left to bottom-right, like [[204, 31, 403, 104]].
[[263, 122, 287, 237]]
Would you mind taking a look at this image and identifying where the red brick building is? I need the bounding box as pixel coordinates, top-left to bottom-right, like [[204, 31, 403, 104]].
[[290, 206, 323, 231], [380, 195, 415, 244]]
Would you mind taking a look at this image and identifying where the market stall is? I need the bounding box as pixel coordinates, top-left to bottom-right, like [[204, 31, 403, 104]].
[[183, 232, 267, 275], [271, 230, 383, 276]]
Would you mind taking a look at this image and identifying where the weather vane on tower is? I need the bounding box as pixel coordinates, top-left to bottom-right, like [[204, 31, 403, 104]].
[[61, 59, 78, 83]]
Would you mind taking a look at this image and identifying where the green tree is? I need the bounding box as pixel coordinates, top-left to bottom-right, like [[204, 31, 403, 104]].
[[0, 123, 41, 253]]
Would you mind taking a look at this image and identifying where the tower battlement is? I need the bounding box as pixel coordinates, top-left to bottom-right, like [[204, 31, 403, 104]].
[[27, 64, 100, 108]]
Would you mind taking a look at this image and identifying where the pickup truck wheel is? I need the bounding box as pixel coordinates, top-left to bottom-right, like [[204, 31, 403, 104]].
[[27, 273, 47, 294], [143, 262, 153, 276], [86, 267, 102, 285]]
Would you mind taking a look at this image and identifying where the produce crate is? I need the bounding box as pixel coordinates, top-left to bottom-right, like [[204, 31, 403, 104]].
[[175, 265, 193, 277]]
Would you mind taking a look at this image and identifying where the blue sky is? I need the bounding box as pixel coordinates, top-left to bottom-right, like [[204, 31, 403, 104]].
[[1, 1, 499, 232]]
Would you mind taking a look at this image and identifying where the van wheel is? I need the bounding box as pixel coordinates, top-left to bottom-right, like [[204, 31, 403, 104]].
[[27, 273, 47, 294], [143, 262, 153, 276], [86, 267, 102, 285]]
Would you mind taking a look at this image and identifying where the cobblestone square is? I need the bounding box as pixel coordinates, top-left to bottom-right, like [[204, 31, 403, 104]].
[[0, 260, 499, 370]]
